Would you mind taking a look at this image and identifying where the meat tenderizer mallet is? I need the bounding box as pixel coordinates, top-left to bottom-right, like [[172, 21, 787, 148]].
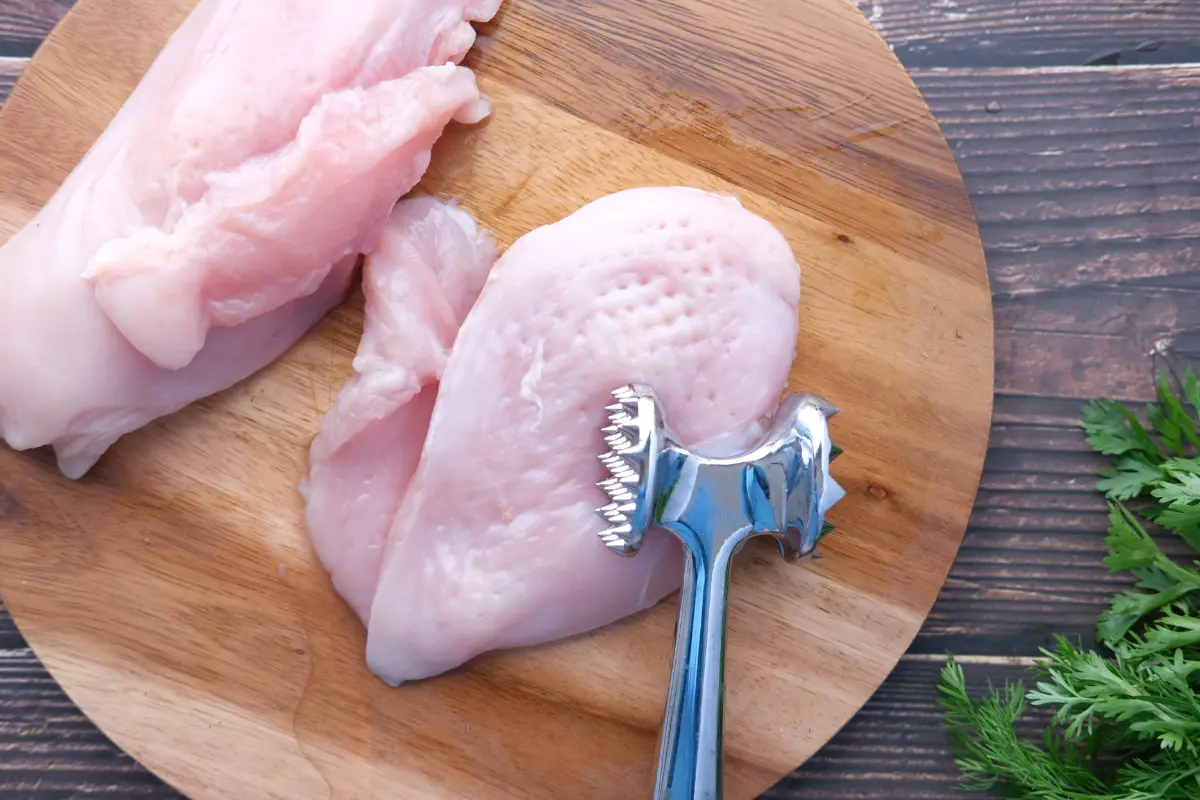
[[595, 384, 845, 800]]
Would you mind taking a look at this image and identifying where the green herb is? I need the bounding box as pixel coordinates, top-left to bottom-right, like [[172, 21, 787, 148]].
[[938, 368, 1200, 799]]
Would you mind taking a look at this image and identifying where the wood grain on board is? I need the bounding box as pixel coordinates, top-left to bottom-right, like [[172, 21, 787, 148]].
[[0, 0, 993, 799]]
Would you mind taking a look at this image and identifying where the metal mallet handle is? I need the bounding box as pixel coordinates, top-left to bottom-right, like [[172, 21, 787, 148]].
[[594, 385, 843, 800], [654, 534, 733, 800]]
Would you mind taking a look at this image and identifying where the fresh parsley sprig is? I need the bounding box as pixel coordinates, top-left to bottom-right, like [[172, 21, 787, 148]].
[[937, 369, 1200, 799], [1098, 504, 1200, 644]]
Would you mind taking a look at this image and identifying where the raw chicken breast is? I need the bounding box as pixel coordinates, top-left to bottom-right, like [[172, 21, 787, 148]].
[[0, 256, 355, 479], [364, 186, 807, 685], [301, 197, 498, 623], [79, 0, 501, 370], [0, 0, 500, 478], [87, 64, 489, 370]]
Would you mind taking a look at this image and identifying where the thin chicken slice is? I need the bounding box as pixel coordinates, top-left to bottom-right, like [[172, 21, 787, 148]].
[[301, 197, 498, 623], [364, 186, 808, 685]]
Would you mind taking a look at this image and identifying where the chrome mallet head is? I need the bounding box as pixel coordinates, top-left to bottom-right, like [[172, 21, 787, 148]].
[[595, 383, 845, 800]]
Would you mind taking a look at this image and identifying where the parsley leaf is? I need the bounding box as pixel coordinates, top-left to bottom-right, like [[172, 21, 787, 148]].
[[1083, 399, 1162, 460], [1098, 504, 1200, 643], [1115, 603, 1200, 663], [1186, 369, 1200, 421], [1148, 373, 1200, 454], [1150, 468, 1200, 552], [1098, 458, 1165, 502]]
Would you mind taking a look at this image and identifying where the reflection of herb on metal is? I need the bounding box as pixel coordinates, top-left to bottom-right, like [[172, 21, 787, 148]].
[[938, 370, 1200, 799], [652, 480, 674, 524]]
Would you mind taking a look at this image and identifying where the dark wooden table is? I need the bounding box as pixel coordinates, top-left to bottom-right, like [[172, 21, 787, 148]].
[[1, 1, 1198, 797]]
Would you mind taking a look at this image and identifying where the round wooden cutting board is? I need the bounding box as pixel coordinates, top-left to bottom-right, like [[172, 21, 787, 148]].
[[0, 1, 993, 798]]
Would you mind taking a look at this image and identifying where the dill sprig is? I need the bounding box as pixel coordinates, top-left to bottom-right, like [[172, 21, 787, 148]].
[[938, 369, 1200, 798]]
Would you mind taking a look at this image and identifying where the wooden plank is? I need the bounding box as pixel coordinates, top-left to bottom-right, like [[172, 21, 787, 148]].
[[859, 0, 1200, 68], [896, 63, 1200, 663], [913, 66, 1200, 299], [909, 65, 1200, 404], [913, 393, 1195, 656], [992, 285, 1200, 400], [0, 0, 71, 57], [0, 56, 22, 98], [0, 635, 177, 796], [0, 598, 23, 651]]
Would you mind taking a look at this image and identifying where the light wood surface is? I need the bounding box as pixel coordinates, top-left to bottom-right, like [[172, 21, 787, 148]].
[[0, 0, 994, 798]]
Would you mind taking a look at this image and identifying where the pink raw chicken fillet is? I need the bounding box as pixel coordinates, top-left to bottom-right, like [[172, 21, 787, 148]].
[[303, 186, 844, 686], [302, 196, 499, 622], [0, 0, 501, 479]]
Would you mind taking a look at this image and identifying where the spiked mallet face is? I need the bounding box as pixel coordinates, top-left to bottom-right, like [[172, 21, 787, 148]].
[[594, 384, 845, 800], [594, 385, 665, 556]]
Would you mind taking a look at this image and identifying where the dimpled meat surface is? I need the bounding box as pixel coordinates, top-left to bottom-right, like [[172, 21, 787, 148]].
[[301, 197, 498, 623], [365, 187, 805, 685], [0, 0, 500, 478]]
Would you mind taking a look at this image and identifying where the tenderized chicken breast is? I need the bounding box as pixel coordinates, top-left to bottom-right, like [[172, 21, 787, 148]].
[[362, 186, 812, 686], [301, 197, 498, 623], [0, 0, 500, 478]]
